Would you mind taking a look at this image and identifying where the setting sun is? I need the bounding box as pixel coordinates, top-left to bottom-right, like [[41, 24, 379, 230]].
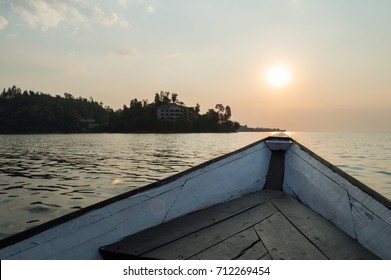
[[266, 65, 292, 87]]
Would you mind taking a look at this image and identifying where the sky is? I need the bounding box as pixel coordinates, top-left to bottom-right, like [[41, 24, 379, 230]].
[[0, 0, 390, 132]]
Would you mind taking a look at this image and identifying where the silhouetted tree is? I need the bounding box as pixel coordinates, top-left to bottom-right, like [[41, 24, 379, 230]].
[[224, 106, 231, 121], [0, 86, 240, 134], [171, 93, 178, 104], [159, 91, 170, 105], [64, 92, 74, 99]]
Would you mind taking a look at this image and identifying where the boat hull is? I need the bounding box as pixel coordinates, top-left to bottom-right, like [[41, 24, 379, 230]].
[[0, 139, 272, 259], [0, 136, 390, 259], [284, 141, 391, 259]]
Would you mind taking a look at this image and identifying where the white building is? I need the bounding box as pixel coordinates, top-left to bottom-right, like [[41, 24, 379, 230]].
[[157, 104, 186, 121]]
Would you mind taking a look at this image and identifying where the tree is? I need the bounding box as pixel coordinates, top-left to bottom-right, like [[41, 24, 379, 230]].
[[130, 98, 140, 108], [0, 86, 240, 134], [160, 91, 170, 105], [224, 105, 231, 121], [215, 104, 224, 112], [154, 93, 161, 106], [171, 93, 178, 104], [215, 104, 225, 121], [64, 92, 74, 99], [195, 103, 200, 115]]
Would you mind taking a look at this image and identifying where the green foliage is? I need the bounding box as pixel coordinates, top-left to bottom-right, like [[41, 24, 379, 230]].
[[0, 86, 240, 134]]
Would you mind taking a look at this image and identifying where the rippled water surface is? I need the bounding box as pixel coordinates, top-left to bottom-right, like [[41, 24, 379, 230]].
[[0, 132, 390, 240]]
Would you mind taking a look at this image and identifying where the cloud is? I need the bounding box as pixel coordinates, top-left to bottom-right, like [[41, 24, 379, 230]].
[[146, 5, 155, 14], [0, 16, 8, 30], [111, 48, 140, 59], [93, 6, 129, 27], [11, 0, 130, 31], [118, 0, 129, 8], [11, 0, 87, 31], [93, 6, 117, 26]]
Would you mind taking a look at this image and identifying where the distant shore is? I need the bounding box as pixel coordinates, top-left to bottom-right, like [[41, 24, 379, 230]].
[[238, 125, 285, 132], [1, 86, 240, 134]]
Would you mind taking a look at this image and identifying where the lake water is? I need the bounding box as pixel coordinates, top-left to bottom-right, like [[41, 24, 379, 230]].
[[0, 132, 390, 240]]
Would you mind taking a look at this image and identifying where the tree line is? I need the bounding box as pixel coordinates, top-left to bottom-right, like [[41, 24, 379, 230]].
[[0, 86, 240, 134]]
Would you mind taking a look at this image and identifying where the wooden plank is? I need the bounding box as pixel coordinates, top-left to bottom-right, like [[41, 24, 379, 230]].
[[188, 227, 259, 260], [265, 150, 285, 190], [101, 189, 380, 260], [100, 190, 284, 258], [259, 253, 272, 260], [235, 240, 268, 260], [271, 196, 378, 259], [141, 200, 278, 259], [349, 198, 388, 259], [284, 147, 357, 238], [254, 212, 327, 260]]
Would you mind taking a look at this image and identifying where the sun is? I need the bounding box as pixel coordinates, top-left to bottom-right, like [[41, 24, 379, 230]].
[[265, 65, 292, 87]]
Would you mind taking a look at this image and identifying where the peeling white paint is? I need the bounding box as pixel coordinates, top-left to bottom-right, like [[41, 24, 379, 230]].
[[0, 141, 271, 260], [1, 139, 389, 260], [284, 146, 356, 238], [284, 143, 391, 259]]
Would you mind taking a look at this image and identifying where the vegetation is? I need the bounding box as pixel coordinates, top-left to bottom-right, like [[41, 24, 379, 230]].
[[238, 125, 285, 132], [0, 86, 240, 134]]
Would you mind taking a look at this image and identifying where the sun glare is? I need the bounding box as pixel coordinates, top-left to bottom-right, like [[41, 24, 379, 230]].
[[266, 65, 292, 87]]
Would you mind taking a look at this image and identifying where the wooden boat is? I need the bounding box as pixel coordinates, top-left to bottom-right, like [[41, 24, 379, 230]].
[[0, 135, 390, 260]]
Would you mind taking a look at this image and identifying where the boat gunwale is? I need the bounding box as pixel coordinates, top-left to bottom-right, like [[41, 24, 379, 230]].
[[0, 136, 272, 250], [288, 138, 391, 210], [0, 135, 389, 251]]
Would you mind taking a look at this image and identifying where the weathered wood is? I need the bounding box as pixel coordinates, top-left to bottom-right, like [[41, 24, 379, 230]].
[[271, 196, 378, 259], [235, 240, 268, 260], [1, 136, 389, 261], [349, 198, 390, 260], [254, 212, 327, 260], [101, 190, 380, 260], [265, 150, 285, 190], [0, 140, 272, 260], [141, 201, 278, 259], [188, 227, 259, 260], [259, 253, 272, 260], [285, 146, 356, 237], [99, 190, 284, 259]]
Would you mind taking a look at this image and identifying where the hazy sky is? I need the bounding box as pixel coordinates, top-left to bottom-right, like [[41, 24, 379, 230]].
[[1, 0, 390, 132]]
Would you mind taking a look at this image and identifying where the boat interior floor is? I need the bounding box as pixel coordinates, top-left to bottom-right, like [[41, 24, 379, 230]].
[[99, 190, 378, 260]]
